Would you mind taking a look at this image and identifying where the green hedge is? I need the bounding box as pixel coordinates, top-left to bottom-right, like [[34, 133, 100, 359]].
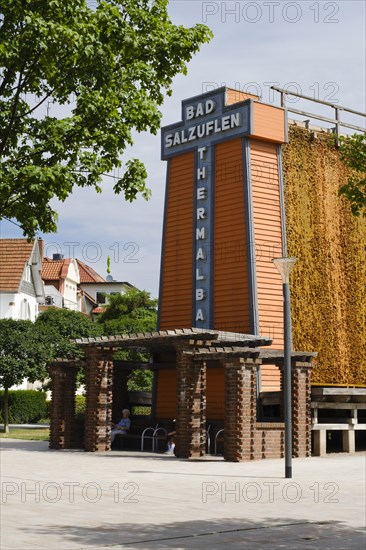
[[0, 390, 48, 424], [75, 394, 85, 420]]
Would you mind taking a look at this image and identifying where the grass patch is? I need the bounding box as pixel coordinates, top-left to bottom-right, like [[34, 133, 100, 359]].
[[0, 428, 49, 441]]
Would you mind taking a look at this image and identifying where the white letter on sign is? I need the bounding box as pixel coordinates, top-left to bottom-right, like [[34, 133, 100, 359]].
[[197, 208, 206, 220], [196, 309, 204, 321], [196, 289, 205, 301], [197, 187, 207, 200], [206, 99, 216, 114], [198, 147, 207, 160], [196, 102, 204, 117], [196, 227, 206, 240], [196, 247, 206, 260], [197, 167, 206, 180], [186, 105, 195, 120]]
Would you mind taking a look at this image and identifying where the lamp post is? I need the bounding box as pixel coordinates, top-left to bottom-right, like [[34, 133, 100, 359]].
[[272, 256, 297, 479]]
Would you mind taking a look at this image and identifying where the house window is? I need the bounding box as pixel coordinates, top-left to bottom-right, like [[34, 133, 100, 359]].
[[96, 292, 107, 304], [24, 264, 31, 283], [20, 299, 31, 320]]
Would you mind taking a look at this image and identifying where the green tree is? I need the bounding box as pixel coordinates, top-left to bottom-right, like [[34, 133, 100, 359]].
[[98, 288, 157, 330], [35, 306, 101, 359], [0, 319, 50, 432], [338, 132, 366, 216], [98, 289, 158, 391], [0, 0, 212, 237]]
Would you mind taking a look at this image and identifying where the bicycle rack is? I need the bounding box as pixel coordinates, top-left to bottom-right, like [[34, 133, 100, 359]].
[[140, 425, 157, 451], [214, 429, 225, 455], [206, 425, 211, 454], [153, 427, 168, 452]]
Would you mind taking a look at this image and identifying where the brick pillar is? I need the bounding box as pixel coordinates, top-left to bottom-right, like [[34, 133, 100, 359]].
[[112, 367, 129, 422], [176, 350, 206, 458], [291, 361, 313, 458], [49, 364, 64, 450], [280, 360, 313, 458], [63, 367, 78, 448], [84, 348, 114, 452], [49, 363, 77, 450], [224, 358, 258, 462]]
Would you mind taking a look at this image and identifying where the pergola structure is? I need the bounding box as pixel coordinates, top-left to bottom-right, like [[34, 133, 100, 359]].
[[49, 328, 316, 462]]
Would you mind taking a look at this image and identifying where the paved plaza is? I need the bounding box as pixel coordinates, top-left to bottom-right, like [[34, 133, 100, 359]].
[[0, 439, 365, 549]]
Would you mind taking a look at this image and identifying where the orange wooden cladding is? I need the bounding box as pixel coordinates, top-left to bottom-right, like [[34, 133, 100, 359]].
[[206, 368, 225, 419], [156, 369, 176, 418], [252, 103, 286, 143], [214, 138, 251, 334], [250, 139, 284, 390], [226, 88, 259, 105], [158, 90, 287, 402], [159, 152, 195, 330]]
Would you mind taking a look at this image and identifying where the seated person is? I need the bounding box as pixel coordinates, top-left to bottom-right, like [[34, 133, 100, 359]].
[[165, 419, 176, 455], [111, 409, 131, 443]]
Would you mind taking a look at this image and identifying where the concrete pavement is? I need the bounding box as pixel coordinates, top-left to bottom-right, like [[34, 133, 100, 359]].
[[0, 439, 365, 549]]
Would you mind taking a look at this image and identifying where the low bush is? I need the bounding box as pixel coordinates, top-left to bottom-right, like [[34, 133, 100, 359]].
[[75, 394, 86, 421], [0, 390, 48, 424]]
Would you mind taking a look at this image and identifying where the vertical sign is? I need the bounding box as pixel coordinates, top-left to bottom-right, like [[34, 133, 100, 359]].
[[161, 89, 251, 328]]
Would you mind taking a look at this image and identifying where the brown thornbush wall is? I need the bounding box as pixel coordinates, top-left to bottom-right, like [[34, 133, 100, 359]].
[[283, 126, 366, 385]]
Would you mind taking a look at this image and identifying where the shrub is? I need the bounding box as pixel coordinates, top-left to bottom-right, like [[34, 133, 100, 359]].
[[0, 390, 48, 424], [75, 394, 86, 421]]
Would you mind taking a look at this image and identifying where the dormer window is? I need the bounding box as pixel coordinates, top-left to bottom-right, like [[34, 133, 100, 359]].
[[24, 264, 31, 283]]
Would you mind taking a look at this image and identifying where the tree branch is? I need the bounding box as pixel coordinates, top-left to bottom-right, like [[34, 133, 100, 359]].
[[0, 60, 27, 157], [13, 89, 55, 119], [0, 64, 18, 96]]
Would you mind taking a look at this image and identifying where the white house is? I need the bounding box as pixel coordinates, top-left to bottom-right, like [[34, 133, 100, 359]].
[[42, 255, 80, 311], [0, 239, 45, 321], [80, 280, 135, 306], [42, 256, 135, 317]]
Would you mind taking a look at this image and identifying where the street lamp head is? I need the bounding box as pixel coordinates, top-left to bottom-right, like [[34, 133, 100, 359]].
[[272, 257, 297, 284]]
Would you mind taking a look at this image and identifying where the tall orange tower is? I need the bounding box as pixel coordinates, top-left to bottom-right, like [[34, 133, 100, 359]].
[[158, 87, 287, 392]]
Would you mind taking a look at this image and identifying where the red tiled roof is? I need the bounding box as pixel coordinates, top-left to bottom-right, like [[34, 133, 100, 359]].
[[42, 258, 65, 280], [42, 257, 105, 284], [0, 239, 35, 292], [91, 306, 106, 314], [77, 260, 106, 283]]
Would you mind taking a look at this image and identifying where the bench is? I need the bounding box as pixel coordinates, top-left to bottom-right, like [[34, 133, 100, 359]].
[[311, 388, 366, 456]]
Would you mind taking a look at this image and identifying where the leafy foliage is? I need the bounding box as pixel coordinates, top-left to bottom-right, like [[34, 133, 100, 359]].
[[35, 307, 101, 359], [0, 390, 48, 424], [283, 126, 366, 385], [75, 394, 86, 420], [0, 319, 52, 431], [338, 132, 366, 216], [98, 288, 158, 391], [98, 288, 158, 333], [0, 319, 50, 390], [0, 0, 212, 237]]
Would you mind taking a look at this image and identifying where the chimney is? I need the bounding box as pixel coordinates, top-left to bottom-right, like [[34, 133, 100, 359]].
[[53, 253, 64, 260], [38, 238, 44, 259]]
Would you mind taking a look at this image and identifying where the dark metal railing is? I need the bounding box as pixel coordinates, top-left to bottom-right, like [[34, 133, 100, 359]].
[[271, 86, 365, 141]]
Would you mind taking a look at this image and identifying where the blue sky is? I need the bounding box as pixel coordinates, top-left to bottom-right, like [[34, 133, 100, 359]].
[[1, 0, 365, 297]]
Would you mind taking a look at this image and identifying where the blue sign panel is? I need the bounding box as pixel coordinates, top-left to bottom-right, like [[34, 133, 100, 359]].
[[161, 88, 252, 160], [161, 88, 253, 329]]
